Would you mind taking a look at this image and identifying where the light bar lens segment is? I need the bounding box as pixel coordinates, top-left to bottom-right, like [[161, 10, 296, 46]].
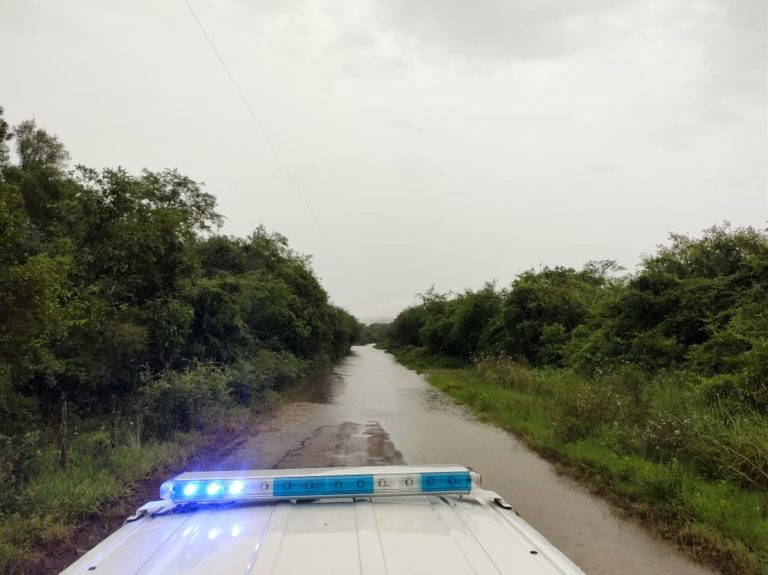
[[421, 472, 472, 492], [183, 483, 199, 497], [273, 474, 373, 497], [161, 466, 477, 504], [229, 480, 245, 495]]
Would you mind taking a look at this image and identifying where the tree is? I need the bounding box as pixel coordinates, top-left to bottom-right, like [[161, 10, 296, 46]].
[[69, 167, 221, 301], [389, 305, 428, 347], [13, 119, 69, 172], [358, 322, 391, 344], [327, 306, 362, 359], [0, 106, 12, 172], [450, 284, 502, 359], [495, 266, 607, 365], [0, 106, 361, 420], [568, 224, 768, 373], [0, 185, 72, 389]]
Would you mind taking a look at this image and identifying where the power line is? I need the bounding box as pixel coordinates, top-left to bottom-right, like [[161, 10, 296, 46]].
[[183, 0, 351, 278]]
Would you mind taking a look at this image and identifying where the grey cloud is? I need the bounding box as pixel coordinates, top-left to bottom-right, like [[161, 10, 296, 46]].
[[587, 163, 619, 172], [374, 0, 636, 61], [335, 31, 416, 77], [652, 1, 766, 141], [689, 1, 767, 116], [342, 53, 415, 78], [337, 27, 378, 49]]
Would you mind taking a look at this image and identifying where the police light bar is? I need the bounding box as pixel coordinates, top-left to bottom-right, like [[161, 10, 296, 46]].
[[160, 464, 479, 504]]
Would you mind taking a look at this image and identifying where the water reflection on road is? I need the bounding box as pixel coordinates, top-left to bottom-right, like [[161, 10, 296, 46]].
[[215, 345, 715, 575]]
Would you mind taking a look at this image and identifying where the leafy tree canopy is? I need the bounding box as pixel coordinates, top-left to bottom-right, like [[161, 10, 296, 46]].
[[0, 106, 361, 413]]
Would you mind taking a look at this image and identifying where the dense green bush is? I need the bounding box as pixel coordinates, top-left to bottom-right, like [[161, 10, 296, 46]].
[[385, 225, 768, 387], [0, 365, 41, 511], [473, 353, 533, 391], [139, 366, 232, 439], [226, 350, 312, 406]]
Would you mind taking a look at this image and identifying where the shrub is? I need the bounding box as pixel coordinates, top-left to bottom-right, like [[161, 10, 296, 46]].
[[226, 350, 310, 406], [640, 409, 699, 462], [551, 377, 621, 442], [139, 365, 232, 439], [473, 354, 532, 391], [73, 431, 111, 461], [637, 376, 704, 463], [699, 373, 750, 407], [738, 339, 768, 411], [602, 366, 650, 416], [0, 367, 42, 511], [250, 349, 311, 390]]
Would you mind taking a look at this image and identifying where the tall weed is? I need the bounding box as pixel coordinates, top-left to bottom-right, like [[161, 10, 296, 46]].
[[473, 353, 533, 391], [699, 408, 768, 491], [550, 376, 621, 441]]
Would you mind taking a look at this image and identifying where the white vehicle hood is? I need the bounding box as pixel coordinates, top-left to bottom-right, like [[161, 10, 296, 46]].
[[62, 491, 584, 575]]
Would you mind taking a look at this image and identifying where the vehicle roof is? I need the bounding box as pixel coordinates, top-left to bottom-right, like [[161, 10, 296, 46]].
[[62, 489, 584, 575]]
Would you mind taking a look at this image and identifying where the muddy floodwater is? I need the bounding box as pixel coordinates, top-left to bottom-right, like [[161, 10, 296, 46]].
[[215, 346, 716, 575]]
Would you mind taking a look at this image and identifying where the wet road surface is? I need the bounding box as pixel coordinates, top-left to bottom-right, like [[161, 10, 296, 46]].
[[215, 346, 716, 575]]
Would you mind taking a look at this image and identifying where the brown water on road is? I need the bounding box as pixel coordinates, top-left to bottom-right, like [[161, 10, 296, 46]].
[[216, 346, 716, 575]]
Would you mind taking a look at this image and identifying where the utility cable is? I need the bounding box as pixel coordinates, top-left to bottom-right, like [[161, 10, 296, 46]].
[[183, 0, 352, 278]]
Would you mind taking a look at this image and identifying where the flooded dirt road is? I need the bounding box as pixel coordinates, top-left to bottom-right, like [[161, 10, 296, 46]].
[[216, 346, 715, 575]]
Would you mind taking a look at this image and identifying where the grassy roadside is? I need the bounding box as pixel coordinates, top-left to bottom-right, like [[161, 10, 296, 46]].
[[0, 352, 326, 575], [0, 402, 274, 575], [385, 346, 768, 575]]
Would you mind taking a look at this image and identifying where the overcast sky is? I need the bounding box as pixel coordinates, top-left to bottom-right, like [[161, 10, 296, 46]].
[[2, 0, 766, 321]]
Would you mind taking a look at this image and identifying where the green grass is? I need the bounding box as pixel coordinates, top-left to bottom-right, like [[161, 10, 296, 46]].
[[0, 353, 325, 575], [388, 347, 768, 575], [375, 344, 466, 371], [0, 406, 263, 575], [1, 435, 195, 574], [0, 438, 185, 571]]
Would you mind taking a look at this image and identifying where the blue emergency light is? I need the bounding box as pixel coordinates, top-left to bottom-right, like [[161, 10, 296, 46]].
[[160, 464, 479, 504]]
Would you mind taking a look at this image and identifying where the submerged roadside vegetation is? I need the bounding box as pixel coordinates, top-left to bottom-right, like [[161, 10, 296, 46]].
[[0, 107, 360, 574], [380, 225, 768, 574]]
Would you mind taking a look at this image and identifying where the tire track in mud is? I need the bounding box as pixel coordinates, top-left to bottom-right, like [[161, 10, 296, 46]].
[[273, 420, 404, 469]]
